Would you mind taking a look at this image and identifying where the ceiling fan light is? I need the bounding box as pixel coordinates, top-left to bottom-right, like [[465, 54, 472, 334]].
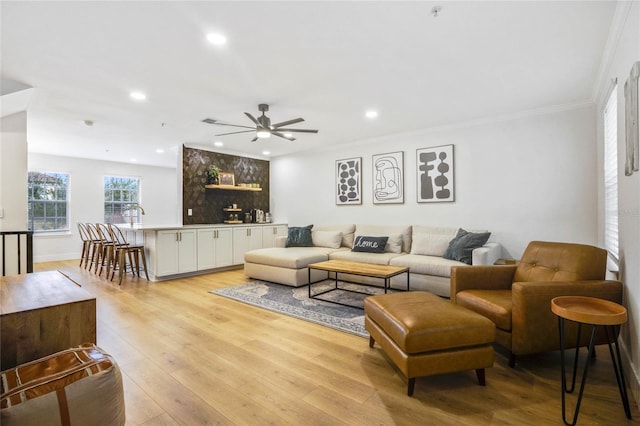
[[256, 129, 271, 138]]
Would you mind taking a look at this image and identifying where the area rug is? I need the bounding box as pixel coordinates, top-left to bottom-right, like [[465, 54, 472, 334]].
[[210, 281, 393, 338]]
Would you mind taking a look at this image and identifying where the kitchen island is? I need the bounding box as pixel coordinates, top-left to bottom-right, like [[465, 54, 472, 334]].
[[119, 223, 287, 281]]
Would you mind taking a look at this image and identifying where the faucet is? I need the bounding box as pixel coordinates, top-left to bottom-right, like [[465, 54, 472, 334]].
[[126, 204, 145, 226]]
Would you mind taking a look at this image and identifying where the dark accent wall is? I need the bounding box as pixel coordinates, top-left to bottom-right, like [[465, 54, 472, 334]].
[[182, 146, 270, 224]]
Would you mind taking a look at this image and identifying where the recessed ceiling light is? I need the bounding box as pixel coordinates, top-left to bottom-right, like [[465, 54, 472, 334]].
[[207, 33, 227, 45], [262, 151, 270, 156], [156, 149, 165, 154], [213, 141, 224, 147], [365, 110, 378, 119], [130, 158, 137, 162], [130, 92, 146, 101]]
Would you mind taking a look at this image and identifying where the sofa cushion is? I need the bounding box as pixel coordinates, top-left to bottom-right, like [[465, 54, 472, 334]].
[[245, 247, 335, 269], [410, 233, 455, 256], [355, 224, 412, 253], [389, 254, 466, 277], [443, 228, 491, 265], [312, 230, 343, 249], [385, 234, 403, 253], [330, 250, 403, 265], [286, 225, 313, 247], [313, 224, 356, 247], [352, 236, 388, 253]]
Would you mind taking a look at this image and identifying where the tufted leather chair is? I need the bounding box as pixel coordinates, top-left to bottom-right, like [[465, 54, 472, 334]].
[[450, 241, 623, 367]]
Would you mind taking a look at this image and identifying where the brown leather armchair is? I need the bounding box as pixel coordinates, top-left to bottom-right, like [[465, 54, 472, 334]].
[[451, 241, 623, 367]]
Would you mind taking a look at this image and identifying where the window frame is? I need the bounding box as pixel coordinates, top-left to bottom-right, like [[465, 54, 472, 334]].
[[27, 170, 70, 234], [603, 83, 619, 262], [103, 175, 142, 224]]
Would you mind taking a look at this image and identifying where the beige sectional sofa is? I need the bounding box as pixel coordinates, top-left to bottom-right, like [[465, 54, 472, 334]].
[[243, 224, 502, 298]]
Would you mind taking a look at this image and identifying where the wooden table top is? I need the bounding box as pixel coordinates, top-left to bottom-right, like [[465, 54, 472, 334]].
[[1, 270, 95, 315], [308, 259, 409, 279], [551, 296, 627, 326]]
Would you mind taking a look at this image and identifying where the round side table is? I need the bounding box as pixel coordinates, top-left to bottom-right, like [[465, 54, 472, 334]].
[[551, 296, 631, 426]]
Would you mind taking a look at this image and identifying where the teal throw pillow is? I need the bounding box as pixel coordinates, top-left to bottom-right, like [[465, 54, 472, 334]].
[[286, 225, 313, 247], [352, 236, 388, 253], [443, 228, 491, 264]]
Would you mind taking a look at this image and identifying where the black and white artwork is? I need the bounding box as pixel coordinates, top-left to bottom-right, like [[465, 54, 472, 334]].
[[624, 61, 640, 176], [336, 157, 362, 205], [373, 151, 404, 204], [416, 144, 454, 203]]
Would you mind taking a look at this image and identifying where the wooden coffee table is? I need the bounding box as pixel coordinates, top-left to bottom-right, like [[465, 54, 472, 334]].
[[307, 260, 409, 309]]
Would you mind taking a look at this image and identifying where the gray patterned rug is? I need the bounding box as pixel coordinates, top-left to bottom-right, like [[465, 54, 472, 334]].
[[211, 281, 392, 338]]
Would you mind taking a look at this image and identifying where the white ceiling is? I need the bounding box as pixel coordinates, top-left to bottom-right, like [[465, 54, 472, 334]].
[[1, 1, 617, 168]]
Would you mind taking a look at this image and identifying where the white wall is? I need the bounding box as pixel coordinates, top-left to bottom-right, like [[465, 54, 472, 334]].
[[271, 106, 598, 258], [595, 1, 640, 406], [0, 112, 28, 231], [28, 153, 178, 262]]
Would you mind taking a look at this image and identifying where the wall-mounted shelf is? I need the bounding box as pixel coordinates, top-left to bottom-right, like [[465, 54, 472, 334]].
[[205, 184, 262, 192]]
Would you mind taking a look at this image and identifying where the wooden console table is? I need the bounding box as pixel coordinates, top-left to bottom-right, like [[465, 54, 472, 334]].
[[0, 270, 96, 370]]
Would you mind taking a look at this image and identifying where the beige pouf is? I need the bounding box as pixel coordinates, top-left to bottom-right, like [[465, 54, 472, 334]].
[[365, 291, 496, 396], [1, 343, 125, 426]]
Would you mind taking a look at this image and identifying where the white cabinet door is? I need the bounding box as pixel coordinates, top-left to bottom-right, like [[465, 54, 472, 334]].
[[233, 227, 263, 265], [177, 229, 197, 273], [198, 228, 233, 270], [262, 225, 288, 248], [156, 229, 196, 275], [156, 230, 180, 276], [214, 228, 233, 267]]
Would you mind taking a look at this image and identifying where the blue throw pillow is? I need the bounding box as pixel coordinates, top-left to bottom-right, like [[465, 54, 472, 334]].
[[286, 225, 313, 247], [443, 228, 491, 265], [352, 236, 388, 253]]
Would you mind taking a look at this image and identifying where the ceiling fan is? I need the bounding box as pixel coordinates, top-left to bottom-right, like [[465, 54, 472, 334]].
[[202, 103, 318, 142]]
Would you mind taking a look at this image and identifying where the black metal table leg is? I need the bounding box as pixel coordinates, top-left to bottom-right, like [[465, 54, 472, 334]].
[[559, 317, 598, 426]]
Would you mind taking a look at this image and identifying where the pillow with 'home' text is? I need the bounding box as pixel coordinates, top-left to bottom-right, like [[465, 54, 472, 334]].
[[352, 236, 388, 253]]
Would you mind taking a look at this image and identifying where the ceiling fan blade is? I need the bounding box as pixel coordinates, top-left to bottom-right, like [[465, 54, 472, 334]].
[[272, 131, 296, 141], [244, 112, 261, 127], [202, 119, 255, 129], [275, 128, 318, 133], [215, 130, 255, 136], [271, 117, 304, 128], [251, 136, 258, 142]]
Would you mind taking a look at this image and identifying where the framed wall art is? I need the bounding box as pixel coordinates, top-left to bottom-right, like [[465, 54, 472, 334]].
[[219, 172, 235, 186], [416, 144, 454, 203], [372, 151, 404, 204], [336, 157, 362, 205], [624, 61, 640, 176]]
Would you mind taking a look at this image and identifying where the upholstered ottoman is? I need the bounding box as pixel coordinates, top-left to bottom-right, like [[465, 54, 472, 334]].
[[364, 291, 495, 396], [1, 343, 125, 425]]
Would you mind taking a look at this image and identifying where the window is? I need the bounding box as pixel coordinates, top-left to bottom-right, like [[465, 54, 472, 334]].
[[27, 171, 69, 233], [603, 85, 618, 260], [104, 176, 141, 224]]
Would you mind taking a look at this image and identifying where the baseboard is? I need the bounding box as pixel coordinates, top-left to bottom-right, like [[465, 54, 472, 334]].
[[33, 252, 79, 263], [621, 340, 640, 409]]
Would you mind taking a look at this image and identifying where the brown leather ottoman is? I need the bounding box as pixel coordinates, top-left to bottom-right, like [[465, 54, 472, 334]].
[[364, 291, 495, 396]]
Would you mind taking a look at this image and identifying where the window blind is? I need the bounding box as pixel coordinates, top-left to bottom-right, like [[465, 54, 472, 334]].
[[603, 85, 618, 260]]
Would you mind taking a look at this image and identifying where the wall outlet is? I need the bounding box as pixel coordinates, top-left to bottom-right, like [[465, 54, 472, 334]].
[[187, 208, 193, 216]]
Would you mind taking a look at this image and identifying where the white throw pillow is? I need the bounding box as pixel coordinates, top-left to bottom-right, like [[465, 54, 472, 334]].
[[385, 234, 403, 253], [410, 233, 454, 257], [312, 231, 343, 249]]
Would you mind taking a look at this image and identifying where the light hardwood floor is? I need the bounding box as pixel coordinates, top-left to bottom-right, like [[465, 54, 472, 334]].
[[33, 260, 639, 425]]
